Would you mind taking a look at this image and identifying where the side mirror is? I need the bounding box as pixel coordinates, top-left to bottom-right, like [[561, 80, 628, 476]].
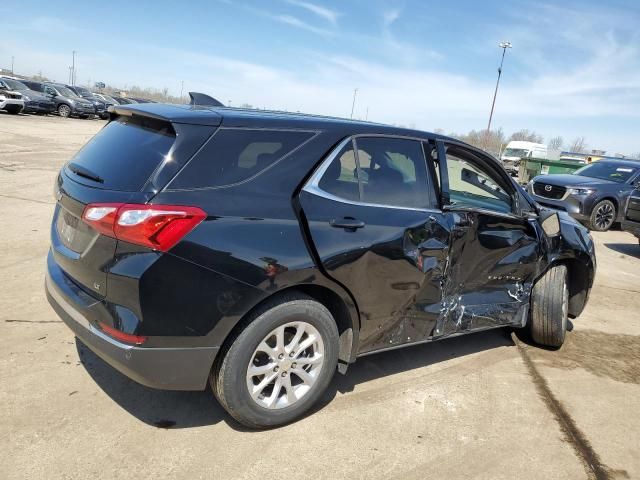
[[538, 208, 561, 237]]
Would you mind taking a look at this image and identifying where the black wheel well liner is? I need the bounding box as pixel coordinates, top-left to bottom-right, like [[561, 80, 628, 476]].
[[218, 284, 359, 367]]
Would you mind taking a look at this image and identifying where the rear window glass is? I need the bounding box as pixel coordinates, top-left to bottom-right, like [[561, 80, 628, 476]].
[[169, 128, 314, 189], [66, 116, 175, 191]]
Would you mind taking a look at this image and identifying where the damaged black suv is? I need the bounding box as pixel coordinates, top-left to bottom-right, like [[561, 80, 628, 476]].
[[46, 100, 596, 428]]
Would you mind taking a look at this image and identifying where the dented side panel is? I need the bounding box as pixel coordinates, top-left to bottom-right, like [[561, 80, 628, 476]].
[[433, 211, 541, 338]]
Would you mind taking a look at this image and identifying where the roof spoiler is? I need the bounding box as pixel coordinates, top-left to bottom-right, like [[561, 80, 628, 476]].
[[189, 92, 224, 107]]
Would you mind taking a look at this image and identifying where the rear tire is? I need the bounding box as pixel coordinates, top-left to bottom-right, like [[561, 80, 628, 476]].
[[5, 106, 22, 114], [211, 293, 339, 428], [589, 199, 616, 231], [530, 265, 568, 348]]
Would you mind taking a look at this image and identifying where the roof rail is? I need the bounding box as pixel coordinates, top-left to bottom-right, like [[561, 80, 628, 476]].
[[189, 91, 224, 107]]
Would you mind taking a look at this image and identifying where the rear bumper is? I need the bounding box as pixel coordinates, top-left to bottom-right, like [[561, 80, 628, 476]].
[[45, 252, 218, 391]]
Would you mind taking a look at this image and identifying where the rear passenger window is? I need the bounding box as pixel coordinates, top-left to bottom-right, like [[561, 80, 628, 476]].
[[170, 129, 314, 189], [356, 137, 430, 209]]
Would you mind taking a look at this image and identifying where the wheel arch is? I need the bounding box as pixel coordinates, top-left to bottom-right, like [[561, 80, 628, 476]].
[[214, 283, 360, 372], [535, 257, 592, 318], [592, 196, 618, 214]]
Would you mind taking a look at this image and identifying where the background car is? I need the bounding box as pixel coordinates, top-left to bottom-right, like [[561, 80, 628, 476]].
[[127, 97, 156, 103], [45, 101, 596, 428], [91, 93, 118, 110], [0, 76, 55, 115], [0, 81, 24, 114], [109, 95, 137, 105], [622, 186, 640, 244], [526, 159, 640, 231], [65, 85, 108, 119], [25, 81, 96, 118]]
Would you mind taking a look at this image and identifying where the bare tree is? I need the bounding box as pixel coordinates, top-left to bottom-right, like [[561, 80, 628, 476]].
[[451, 128, 505, 157], [569, 137, 587, 153], [548, 136, 563, 150], [509, 129, 543, 143]]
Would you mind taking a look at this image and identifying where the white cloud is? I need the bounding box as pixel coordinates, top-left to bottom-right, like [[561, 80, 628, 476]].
[[382, 9, 401, 27], [284, 0, 339, 25], [271, 13, 335, 36]]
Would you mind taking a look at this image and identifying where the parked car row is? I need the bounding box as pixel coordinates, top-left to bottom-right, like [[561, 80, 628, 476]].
[[0, 75, 156, 119], [526, 159, 640, 234]]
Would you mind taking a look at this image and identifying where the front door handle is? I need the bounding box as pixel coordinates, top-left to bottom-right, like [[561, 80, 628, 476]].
[[330, 217, 365, 231]]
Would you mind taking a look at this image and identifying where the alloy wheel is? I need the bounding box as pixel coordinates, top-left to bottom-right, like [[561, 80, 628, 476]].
[[246, 321, 325, 409], [595, 203, 614, 230], [58, 105, 71, 118]]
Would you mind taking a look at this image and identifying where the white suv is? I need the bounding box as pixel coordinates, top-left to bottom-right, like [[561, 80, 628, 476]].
[[0, 80, 25, 114]]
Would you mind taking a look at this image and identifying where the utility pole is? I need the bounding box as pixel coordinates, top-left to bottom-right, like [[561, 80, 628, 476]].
[[486, 41, 512, 133], [11, 56, 14, 74], [365, 106, 369, 121], [350, 88, 358, 119], [180, 80, 184, 102], [71, 50, 77, 86]]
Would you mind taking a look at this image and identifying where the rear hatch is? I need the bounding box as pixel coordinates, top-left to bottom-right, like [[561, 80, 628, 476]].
[[51, 112, 215, 298]]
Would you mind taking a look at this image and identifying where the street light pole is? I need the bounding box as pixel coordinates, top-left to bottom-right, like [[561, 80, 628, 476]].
[[350, 88, 358, 119], [486, 41, 512, 133], [11, 56, 14, 74], [71, 50, 76, 86]]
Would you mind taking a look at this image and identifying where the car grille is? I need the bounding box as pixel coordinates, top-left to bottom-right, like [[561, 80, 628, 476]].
[[533, 182, 566, 199], [5, 93, 21, 99]]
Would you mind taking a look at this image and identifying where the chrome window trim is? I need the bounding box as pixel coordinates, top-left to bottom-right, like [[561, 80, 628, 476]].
[[302, 136, 441, 213]]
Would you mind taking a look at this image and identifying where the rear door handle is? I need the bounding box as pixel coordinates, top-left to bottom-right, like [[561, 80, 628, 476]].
[[330, 217, 366, 231]]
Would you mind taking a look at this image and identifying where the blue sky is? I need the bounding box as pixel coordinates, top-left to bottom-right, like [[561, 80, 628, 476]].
[[1, 0, 639, 155]]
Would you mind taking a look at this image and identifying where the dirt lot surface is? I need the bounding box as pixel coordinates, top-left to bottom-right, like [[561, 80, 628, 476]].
[[2, 113, 639, 479]]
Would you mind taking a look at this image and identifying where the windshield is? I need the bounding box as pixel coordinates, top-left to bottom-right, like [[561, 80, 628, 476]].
[[1, 78, 28, 90], [502, 148, 529, 158], [574, 162, 638, 183], [76, 87, 91, 96], [55, 86, 81, 98]]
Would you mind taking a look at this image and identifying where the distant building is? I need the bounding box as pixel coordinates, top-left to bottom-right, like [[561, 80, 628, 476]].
[[559, 149, 636, 164]]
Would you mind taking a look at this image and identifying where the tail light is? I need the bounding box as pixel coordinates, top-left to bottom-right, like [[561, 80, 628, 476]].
[[98, 321, 148, 345], [82, 203, 206, 252]]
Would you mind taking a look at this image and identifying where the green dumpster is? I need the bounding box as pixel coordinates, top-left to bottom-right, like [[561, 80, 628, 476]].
[[518, 158, 586, 184]]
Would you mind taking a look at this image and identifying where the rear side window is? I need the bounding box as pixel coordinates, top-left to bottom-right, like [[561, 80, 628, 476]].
[[66, 116, 175, 191], [169, 129, 314, 189], [355, 137, 430, 208]]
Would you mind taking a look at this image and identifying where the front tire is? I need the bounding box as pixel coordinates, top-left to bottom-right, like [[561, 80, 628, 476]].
[[589, 199, 616, 231], [58, 104, 71, 118], [211, 293, 339, 428], [5, 106, 22, 114], [530, 265, 568, 348]]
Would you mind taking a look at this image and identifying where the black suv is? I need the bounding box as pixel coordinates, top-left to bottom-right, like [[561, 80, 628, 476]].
[[66, 85, 108, 119], [24, 81, 96, 118], [527, 160, 640, 231], [46, 101, 596, 427]]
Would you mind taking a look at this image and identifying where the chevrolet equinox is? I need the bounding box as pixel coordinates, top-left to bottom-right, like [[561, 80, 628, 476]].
[[46, 99, 596, 428]]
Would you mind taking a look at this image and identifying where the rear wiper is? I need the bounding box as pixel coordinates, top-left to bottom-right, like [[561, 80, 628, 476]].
[[67, 162, 104, 184]]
